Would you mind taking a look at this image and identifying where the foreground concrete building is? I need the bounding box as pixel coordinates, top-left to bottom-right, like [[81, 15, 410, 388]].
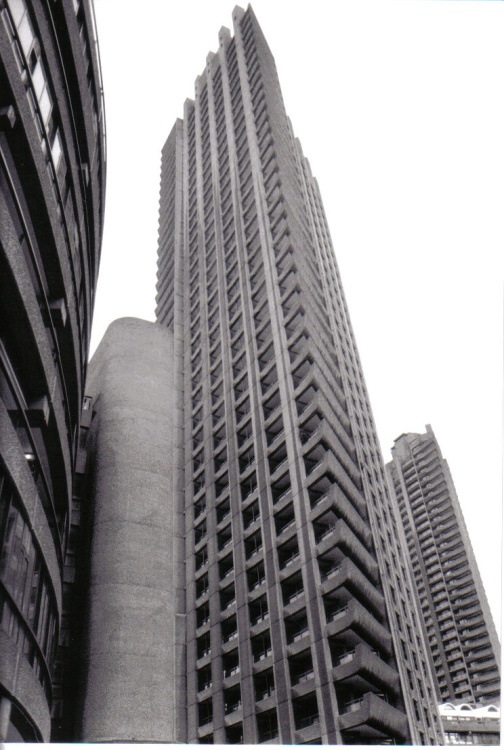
[[156, 6, 443, 744], [66, 318, 179, 742], [387, 426, 500, 709], [0, 0, 105, 741]]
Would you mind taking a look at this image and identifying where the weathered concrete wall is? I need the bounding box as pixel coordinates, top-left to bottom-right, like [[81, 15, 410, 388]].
[[78, 318, 177, 742]]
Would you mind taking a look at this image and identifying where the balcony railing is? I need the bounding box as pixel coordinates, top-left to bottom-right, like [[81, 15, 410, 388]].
[[292, 667, 315, 685], [296, 713, 320, 729], [327, 606, 348, 623]]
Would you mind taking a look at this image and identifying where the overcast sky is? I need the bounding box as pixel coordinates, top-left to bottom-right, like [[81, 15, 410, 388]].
[[91, 0, 503, 633]]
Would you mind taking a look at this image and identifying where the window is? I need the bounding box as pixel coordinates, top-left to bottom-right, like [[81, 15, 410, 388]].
[[220, 583, 236, 611], [198, 664, 212, 692], [239, 445, 255, 473], [241, 471, 257, 501], [222, 649, 240, 678], [256, 709, 278, 741], [195, 520, 207, 545], [247, 561, 265, 591], [0, 473, 58, 680], [197, 631, 211, 660], [216, 497, 231, 525], [224, 685, 241, 715], [218, 524, 232, 551], [293, 693, 319, 731], [237, 419, 253, 447], [221, 614, 238, 643], [254, 669, 275, 701], [225, 723, 243, 744], [218, 553, 233, 580], [198, 698, 213, 727], [196, 572, 209, 599], [243, 500, 260, 529], [289, 650, 314, 685], [196, 602, 210, 629], [245, 530, 262, 559], [251, 630, 271, 662], [195, 547, 208, 571], [249, 594, 268, 625]]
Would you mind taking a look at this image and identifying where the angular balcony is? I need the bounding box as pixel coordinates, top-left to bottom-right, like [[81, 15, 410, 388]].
[[310, 479, 371, 548], [332, 643, 400, 696], [306, 450, 366, 518], [320, 556, 384, 619], [294, 375, 351, 438], [338, 692, 409, 743], [302, 417, 361, 488], [326, 598, 392, 655], [315, 517, 379, 584]]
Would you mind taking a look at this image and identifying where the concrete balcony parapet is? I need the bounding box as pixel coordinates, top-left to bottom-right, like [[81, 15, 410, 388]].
[[221, 634, 240, 654], [308, 451, 366, 519], [286, 633, 311, 658], [223, 708, 243, 726], [332, 643, 400, 696], [316, 518, 379, 584], [303, 418, 361, 488], [197, 721, 214, 739], [294, 719, 321, 744], [283, 595, 307, 619], [338, 691, 409, 741], [275, 521, 298, 545], [279, 557, 303, 580], [249, 618, 271, 639], [321, 557, 385, 618], [290, 677, 317, 700], [222, 670, 241, 689], [310, 484, 371, 548], [326, 599, 392, 655], [252, 653, 274, 673], [254, 694, 278, 713]]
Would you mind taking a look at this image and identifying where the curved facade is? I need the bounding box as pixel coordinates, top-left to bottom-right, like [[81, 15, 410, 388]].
[[0, 0, 105, 740], [76, 318, 178, 742]]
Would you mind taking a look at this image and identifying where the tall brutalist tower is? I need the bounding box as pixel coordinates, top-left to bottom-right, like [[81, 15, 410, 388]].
[[156, 6, 443, 744], [387, 426, 500, 707]]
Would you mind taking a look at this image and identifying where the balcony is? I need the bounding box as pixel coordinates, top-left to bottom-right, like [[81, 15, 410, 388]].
[[332, 643, 400, 696], [338, 692, 408, 742], [320, 557, 384, 618], [326, 598, 392, 655], [293, 693, 320, 744], [315, 518, 379, 584], [294, 375, 351, 439], [307, 451, 366, 518], [302, 418, 361, 487], [294, 721, 321, 745]]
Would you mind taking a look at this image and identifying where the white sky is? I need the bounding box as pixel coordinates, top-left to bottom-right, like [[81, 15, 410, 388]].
[[91, 0, 503, 634]]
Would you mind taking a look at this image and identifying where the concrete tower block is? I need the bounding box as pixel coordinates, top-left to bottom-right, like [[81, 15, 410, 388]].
[[78, 318, 177, 742]]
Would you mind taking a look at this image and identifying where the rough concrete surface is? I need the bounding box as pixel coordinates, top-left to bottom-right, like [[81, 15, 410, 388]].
[[78, 318, 177, 742]]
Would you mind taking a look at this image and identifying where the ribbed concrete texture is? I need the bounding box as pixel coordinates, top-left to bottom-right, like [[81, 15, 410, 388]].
[[79, 318, 177, 742]]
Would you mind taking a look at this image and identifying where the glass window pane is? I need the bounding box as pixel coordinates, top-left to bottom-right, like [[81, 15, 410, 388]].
[[17, 12, 34, 56], [39, 87, 52, 126], [6, 0, 25, 28], [31, 61, 44, 99], [51, 130, 62, 171]]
